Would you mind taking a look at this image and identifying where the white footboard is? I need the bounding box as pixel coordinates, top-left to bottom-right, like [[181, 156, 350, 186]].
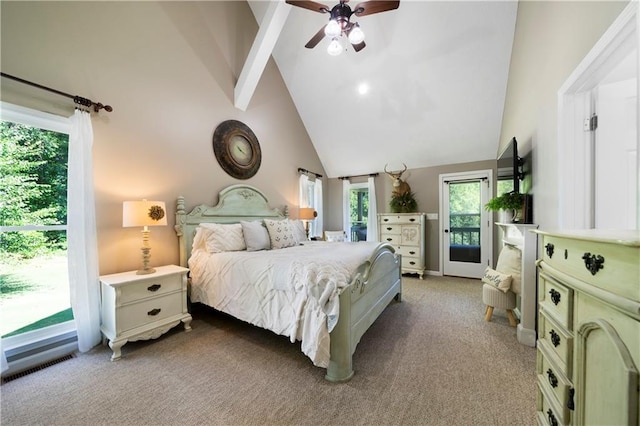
[[325, 243, 402, 382]]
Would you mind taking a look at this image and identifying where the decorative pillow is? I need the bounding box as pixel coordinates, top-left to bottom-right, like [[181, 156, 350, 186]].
[[482, 267, 512, 293], [324, 230, 346, 242], [199, 223, 246, 253], [264, 219, 297, 249], [191, 226, 209, 252], [290, 219, 307, 244], [241, 221, 271, 251], [496, 244, 522, 294]]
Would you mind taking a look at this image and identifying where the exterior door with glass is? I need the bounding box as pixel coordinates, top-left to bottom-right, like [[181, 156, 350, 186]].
[[441, 171, 492, 278]]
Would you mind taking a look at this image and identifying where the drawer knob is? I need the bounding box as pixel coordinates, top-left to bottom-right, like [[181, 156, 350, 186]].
[[147, 308, 161, 316], [386, 227, 392, 231], [147, 284, 162, 292], [547, 409, 558, 426], [386, 238, 392, 242], [549, 289, 561, 305], [546, 368, 558, 388], [582, 252, 604, 275], [383, 218, 389, 222], [545, 243, 554, 258], [549, 329, 561, 347], [409, 218, 415, 222], [409, 251, 416, 255], [409, 261, 415, 265]]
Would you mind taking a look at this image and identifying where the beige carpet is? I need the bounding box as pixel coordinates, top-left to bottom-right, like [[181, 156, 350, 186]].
[[0, 276, 537, 425]]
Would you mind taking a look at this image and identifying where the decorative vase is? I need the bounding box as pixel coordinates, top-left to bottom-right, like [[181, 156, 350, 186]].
[[498, 210, 512, 223]]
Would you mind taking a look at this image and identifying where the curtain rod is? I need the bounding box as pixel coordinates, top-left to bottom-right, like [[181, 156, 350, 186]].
[[1, 72, 113, 113], [338, 173, 379, 180], [297, 167, 323, 179]]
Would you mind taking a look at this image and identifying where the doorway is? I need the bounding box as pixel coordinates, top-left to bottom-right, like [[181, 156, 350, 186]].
[[440, 170, 493, 278]]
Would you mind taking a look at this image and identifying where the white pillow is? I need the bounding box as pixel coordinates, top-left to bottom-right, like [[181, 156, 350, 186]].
[[199, 223, 246, 253], [324, 231, 346, 242], [241, 221, 271, 251], [496, 245, 522, 294], [264, 219, 297, 249], [290, 219, 307, 244], [482, 267, 512, 293]]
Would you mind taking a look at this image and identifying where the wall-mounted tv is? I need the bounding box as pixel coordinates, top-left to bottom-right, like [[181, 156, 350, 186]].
[[497, 136, 524, 193]]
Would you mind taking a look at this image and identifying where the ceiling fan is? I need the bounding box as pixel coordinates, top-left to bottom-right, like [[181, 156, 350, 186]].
[[286, 0, 400, 55]]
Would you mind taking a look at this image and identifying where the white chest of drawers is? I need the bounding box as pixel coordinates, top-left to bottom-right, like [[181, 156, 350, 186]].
[[534, 230, 640, 426], [378, 213, 426, 279], [100, 265, 192, 360]]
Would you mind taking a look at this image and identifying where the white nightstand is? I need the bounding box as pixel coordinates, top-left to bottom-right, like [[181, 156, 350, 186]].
[[100, 265, 192, 361]]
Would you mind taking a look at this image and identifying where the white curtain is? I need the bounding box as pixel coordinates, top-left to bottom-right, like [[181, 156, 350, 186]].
[[67, 110, 101, 352], [342, 179, 351, 241], [298, 173, 310, 207], [313, 179, 323, 238], [367, 176, 378, 242]]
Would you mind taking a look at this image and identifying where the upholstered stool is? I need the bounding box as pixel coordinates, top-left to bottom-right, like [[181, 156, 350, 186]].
[[483, 283, 517, 327]]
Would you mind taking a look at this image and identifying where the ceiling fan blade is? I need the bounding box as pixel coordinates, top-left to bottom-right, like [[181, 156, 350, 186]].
[[353, 0, 400, 17], [286, 0, 331, 13], [305, 25, 328, 48], [352, 41, 366, 52]]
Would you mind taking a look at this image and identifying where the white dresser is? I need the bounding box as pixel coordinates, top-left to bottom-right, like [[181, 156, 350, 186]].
[[378, 213, 426, 279], [100, 264, 192, 360], [534, 230, 640, 425]]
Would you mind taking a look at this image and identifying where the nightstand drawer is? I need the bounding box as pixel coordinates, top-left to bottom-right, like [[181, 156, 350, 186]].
[[118, 274, 182, 304], [539, 272, 573, 330], [118, 292, 183, 333]]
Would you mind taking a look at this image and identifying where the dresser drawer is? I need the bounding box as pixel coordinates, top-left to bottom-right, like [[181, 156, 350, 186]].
[[379, 214, 422, 224], [118, 292, 183, 333], [402, 256, 423, 270], [537, 372, 568, 426], [380, 224, 401, 235], [541, 234, 640, 302], [539, 272, 573, 330], [117, 274, 183, 304], [381, 234, 400, 245], [537, 345, 571, 420], [396, 245, 421, 258], [539, 308, 573, 375]]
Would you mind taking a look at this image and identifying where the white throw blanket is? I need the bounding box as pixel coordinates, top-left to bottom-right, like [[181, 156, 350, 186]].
[[188, 241, 379, 367]]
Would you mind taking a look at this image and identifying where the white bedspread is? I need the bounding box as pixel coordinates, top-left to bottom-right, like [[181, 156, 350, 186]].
[[188, 241, 380, 368]]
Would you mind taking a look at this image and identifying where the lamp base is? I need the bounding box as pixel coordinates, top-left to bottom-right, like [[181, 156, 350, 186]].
[[136, 267, 156, 275]]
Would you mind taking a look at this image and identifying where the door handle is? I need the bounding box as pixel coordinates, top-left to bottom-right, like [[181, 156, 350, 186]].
[[444, 229, 449, 233]]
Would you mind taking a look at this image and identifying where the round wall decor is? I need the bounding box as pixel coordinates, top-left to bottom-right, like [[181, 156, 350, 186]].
[[212, 120, 261, 179]]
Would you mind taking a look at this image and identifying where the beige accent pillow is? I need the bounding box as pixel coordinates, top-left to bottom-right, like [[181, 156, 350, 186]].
[[496, 244, 522, 294], [199, 223, 246, 253], [482, 267, 513, 293], [264, 219, 297, 249]]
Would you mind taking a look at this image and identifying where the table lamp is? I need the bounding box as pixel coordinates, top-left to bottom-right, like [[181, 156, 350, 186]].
[[299, 207, 317, 238], [123, 200, 167, 275]]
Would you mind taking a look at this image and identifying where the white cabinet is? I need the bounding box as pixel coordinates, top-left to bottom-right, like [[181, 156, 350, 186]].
[[378, 213, 426, 279], [100, 265, 192, 360], [534, 230, 640, 425]]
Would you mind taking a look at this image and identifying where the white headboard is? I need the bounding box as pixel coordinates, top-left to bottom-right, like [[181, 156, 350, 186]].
[[175, 184, 286, 267]]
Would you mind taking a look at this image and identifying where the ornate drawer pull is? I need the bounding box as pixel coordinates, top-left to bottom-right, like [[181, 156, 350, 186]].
[[549, 289, 561, 305], [147, 308, 161, 316], [582, 252, 604, 275], [386, 238, 393, 242], [545, 243, 554, 258], [409, 261, 416, 265], [386, 227, 392, 231], [568, 388, 575, 410], [147, 284, 161, 292], [549, 329, 561, 347], [547, 409, 558, 426], [546, 368, 558, 388]]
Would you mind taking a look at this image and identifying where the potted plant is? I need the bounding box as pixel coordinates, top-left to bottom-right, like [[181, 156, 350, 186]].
[[485, 191, 525, 223]]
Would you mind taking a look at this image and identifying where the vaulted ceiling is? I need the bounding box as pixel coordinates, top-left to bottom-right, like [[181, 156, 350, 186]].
[[245, 1, 518, 178]]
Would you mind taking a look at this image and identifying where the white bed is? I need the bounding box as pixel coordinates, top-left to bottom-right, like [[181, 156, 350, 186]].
[[175, 184, 402, 382]]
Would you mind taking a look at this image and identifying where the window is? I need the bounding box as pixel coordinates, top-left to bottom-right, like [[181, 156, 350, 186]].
[[349, 183, 369, 241], [1, 104, 73, 341]]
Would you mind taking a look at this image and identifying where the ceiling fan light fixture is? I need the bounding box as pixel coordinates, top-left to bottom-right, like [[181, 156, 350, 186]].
[[324, 19, 342, 38], [327, 38, 343, 56], [348, 25, 365, 45]]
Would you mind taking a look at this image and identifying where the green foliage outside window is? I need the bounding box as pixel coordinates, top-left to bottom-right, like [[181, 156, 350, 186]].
[[0, 121, 69, 261]]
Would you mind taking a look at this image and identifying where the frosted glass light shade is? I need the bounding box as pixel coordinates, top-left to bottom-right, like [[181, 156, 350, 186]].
[[348, 26, 365, 44], [327, 38, 342, 56], [324, 19, 341, 38], [123, 200, 168, 227]]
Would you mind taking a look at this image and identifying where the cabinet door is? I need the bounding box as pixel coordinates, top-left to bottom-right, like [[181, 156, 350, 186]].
[[574, 319, 639, 425]]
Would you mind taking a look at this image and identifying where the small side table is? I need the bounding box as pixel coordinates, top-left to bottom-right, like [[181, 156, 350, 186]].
[[100, 265, 192, 361]]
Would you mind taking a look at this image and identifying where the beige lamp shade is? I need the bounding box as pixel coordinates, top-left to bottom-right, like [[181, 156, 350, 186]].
[[123, 200, 168, 227], [299, 207, 317, 221]]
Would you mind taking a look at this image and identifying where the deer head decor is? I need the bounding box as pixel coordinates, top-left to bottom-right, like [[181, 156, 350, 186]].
[[384, 163, 417, 213]]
